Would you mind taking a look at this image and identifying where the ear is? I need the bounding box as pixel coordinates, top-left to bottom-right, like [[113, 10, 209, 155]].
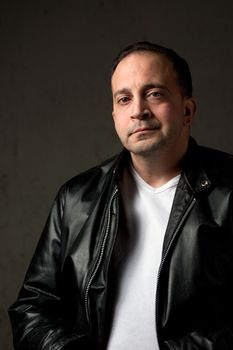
[[183, 98, 197, 126]]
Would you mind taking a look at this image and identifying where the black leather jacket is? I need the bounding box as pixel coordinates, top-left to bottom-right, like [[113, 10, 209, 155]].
[[9, 138, 233, 350]]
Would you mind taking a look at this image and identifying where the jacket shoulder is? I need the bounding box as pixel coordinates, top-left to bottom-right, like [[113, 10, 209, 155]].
[[57, 153, 121, 201], [198, 145, 233, 185], [199, 145, 233, 166]]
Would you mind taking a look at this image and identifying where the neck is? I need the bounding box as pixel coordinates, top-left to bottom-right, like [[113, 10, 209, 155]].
[[130, 142, 188, 188]]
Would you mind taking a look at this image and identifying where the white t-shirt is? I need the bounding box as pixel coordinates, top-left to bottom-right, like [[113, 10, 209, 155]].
[[106, 166, 180, 350]]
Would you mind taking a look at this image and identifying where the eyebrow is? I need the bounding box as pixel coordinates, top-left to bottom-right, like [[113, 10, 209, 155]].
[[113, 83, 169, 99], [113, 88, 130, 99]]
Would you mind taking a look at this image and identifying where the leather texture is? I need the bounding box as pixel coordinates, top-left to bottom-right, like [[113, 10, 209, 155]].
[[9, 138, 233, 349]]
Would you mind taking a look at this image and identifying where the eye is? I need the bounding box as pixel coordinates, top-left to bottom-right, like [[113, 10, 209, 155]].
[[117, 96, 131, 105], [146, 90, 163, 99]]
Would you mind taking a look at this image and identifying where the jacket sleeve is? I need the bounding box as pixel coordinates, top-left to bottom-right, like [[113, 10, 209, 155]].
[[8, 185, 90, 350], [164, 327, 233, 349]]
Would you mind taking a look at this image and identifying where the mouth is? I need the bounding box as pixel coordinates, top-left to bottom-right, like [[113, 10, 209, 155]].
[[131, 127, 158, 135]]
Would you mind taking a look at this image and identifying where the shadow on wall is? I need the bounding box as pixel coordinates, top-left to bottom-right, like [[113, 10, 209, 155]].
[[0, 306, 13, 350]]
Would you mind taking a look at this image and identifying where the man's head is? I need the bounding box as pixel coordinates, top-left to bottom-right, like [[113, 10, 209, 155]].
[[111, 42, 196, 163]]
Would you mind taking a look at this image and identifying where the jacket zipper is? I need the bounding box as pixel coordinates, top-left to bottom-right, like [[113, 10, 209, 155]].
[[155, 196, 197, 349], [84, 186, 119, 324]]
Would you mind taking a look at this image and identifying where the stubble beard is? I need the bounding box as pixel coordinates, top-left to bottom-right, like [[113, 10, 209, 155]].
[[123, 120, 165, 156], [125, 132, 167, 157]]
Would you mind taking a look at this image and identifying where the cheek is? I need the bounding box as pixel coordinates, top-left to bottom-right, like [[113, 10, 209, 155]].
[[113, 116, 126, 138], [160, 105, 184, 124], [113, 112, 128, 131], [151, 103, 173, 117], [116, 122, 128, 138]]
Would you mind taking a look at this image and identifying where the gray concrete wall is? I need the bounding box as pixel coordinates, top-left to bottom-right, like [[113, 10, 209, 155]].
[[1, 0, 233, 348]]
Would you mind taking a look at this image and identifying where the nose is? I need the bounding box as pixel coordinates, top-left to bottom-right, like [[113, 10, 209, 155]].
[[131, 98, 151, 120]]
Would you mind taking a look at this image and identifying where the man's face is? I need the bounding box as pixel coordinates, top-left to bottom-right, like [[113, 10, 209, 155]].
[[111, 52, 195, 159]]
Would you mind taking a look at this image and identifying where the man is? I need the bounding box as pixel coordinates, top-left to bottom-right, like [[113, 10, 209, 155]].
[[9, 42, 233, 349]]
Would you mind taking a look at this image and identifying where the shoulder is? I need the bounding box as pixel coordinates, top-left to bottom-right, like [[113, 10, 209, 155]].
[[198, 144, 233, 169], [57, 152, 123, 203], [197, 144, 233, 187]]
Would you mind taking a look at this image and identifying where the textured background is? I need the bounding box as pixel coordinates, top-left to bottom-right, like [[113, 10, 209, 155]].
[[1, 0, 233, 348]]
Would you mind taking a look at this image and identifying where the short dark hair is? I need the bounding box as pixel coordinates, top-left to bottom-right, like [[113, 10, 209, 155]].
[[111, 41, 193, 97]]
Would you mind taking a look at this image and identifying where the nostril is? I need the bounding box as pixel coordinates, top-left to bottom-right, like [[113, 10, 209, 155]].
[[142, 109, 152, 118], [132, 108, 151, 119]]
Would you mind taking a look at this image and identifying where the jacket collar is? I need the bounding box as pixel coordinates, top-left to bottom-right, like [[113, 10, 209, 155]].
[[114, 137, 212, 194], [181, 137, 212, 194]]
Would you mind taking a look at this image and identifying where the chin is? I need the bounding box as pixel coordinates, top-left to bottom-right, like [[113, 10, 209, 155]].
[[132, 138, 166, 152]]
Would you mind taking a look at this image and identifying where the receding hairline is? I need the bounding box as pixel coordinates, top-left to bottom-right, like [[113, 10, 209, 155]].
[[111, 50, 182, 96], [111, 41, 193, 97], [111, 50, 174, 75]]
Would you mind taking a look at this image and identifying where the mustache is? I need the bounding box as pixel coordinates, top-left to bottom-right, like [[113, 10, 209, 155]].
[[128, 121, 161, 135]]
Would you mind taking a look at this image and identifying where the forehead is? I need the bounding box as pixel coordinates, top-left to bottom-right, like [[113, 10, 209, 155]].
[[111, 52, 177, 88]]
